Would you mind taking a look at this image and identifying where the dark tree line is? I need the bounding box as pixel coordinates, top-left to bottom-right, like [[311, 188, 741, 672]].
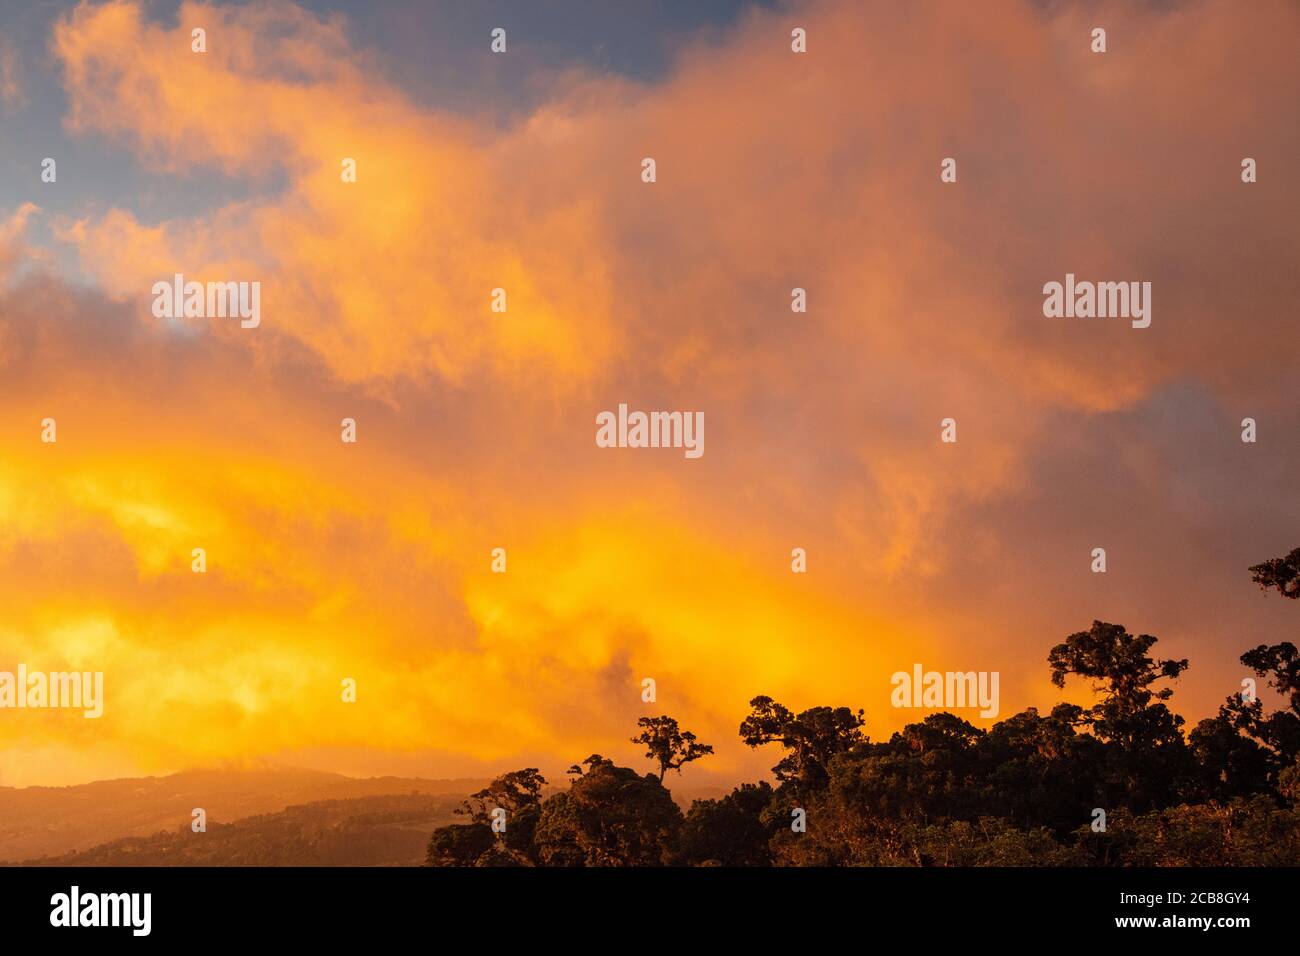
[[426, 549, 1300, 866]]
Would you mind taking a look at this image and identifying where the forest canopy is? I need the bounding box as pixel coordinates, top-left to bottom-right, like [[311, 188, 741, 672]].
[[426, 549, 1300, 866]]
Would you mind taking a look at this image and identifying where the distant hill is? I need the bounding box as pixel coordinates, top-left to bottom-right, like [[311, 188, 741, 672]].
[[0, 768, 486, 862], [14, 793, 465, 867]]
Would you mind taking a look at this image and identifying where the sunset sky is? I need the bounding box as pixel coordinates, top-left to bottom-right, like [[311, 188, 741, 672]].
[[1, 0, 1297, 790]]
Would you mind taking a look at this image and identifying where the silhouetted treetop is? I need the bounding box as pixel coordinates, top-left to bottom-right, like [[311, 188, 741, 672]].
[[457, 768, 546, 823], [739, 695, 866, 791], [567, 754, 615, 778], [1048, 621, 1187, 705], [427, 599, 1300, 868], [1241, 643, 1300, 715], [1249, 547, 1300, 599], [533, 760, 681, 866], [631, 715, 714, 781]]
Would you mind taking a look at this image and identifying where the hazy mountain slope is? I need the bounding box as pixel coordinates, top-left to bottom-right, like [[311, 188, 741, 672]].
[[14, 793, 466, 866], [0, 768, 484, 862]]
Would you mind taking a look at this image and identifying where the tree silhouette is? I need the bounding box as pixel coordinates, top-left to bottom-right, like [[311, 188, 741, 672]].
[[631, 715, 714, 781], [1241, 643, 1300, 714], [1047, 621, 1188, 742], [566, 754, 614, 778], [425, 576, 1300, 868], [1189, 705, 1275, 800], [1049, 621, 1187, 702], [533, 761, 682, 866], [434, 768, 547, 865], [1249, 547, 1300, 599], [739, 696, 865, 792], [456, 768, 546, 823], [425, 821, 494, 867], [1047, 621, 1191, 809], [1205, 549, 1300, 787], [1228, 643, 1300, 777], [1189, 551, 1300, 798]]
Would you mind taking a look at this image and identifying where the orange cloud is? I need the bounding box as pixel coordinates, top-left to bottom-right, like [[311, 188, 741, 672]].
[[0, 0, 1295, 788], [52, 0, 619, 391]]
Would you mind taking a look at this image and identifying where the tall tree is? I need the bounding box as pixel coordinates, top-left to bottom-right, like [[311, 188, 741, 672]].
[[451, 768, 547, 862], [1048, 621, 1188, 743], [1217, 550, 1300, 782], [739, 696, 866, 792], [631, 715, 714, 781], [1048, 621, 1192, 809]]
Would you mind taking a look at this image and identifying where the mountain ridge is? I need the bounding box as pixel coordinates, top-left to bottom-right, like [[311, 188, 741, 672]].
[[0, 766, 489, 862]]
